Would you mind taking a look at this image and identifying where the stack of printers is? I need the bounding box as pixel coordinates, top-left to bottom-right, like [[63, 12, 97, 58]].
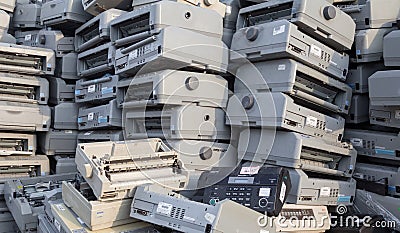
[[0, 3, 52, 231], [0, 5, 52, 191], [228, 0, 358, 209], [339, 0, 391, 125], [112, 0, 236, 189], [38, 0, 90, 174], [75, 9, 126, 146], [15, 29, 80, 175], [339, 0, 400, 222], [13, 0, 92, 175], [14, 0, 88, 173]]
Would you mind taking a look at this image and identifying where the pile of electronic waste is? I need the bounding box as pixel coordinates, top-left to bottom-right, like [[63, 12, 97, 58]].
[[0, 0, 398, 232]]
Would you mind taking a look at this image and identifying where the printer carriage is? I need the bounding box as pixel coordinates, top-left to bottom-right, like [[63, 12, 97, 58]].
[[75, 139, 188, 201]]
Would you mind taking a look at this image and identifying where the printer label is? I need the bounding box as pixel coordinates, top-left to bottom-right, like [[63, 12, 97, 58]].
[[305, 116, 318, 128], [129, 50, 138, 60], [88, 85, 96, 93], [102, 87, 113, 94], [240, 166, 260, 175], [278, 64, 286, 70], [24, 34, 32, 41], [88, 112, 94, 121], [310, 45, 322, 58], [204, 213, 216, 223], [320, 187, 331, 197], [395, 110, 400, 119], [98, 116, 107, 123], [375, 149, 395, 156], [350, 138, 363, 147], [337, 196, 351, 203], [157, 202, 173, 215], [273, 25, 286, 36], [96, 211, 104, 218], [279, 182, 286, 202]]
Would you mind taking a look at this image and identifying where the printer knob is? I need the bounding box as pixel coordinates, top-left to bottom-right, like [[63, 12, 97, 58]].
[[323, 6, 336, 20], [246, 27, 259, 41], [199, 146, 213, 160], [242, 95, 255, 109], [204, 0, 217, 6], [185, 76, 200, 90]]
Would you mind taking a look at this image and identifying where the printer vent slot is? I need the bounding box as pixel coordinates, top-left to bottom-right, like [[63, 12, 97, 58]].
[[245, 2, 293, 27], [117, 13, 151, 39], [170, 207, 185, 220]]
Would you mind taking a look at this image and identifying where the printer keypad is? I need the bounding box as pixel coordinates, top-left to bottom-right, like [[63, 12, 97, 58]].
[[223, 187, 253, 206]]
